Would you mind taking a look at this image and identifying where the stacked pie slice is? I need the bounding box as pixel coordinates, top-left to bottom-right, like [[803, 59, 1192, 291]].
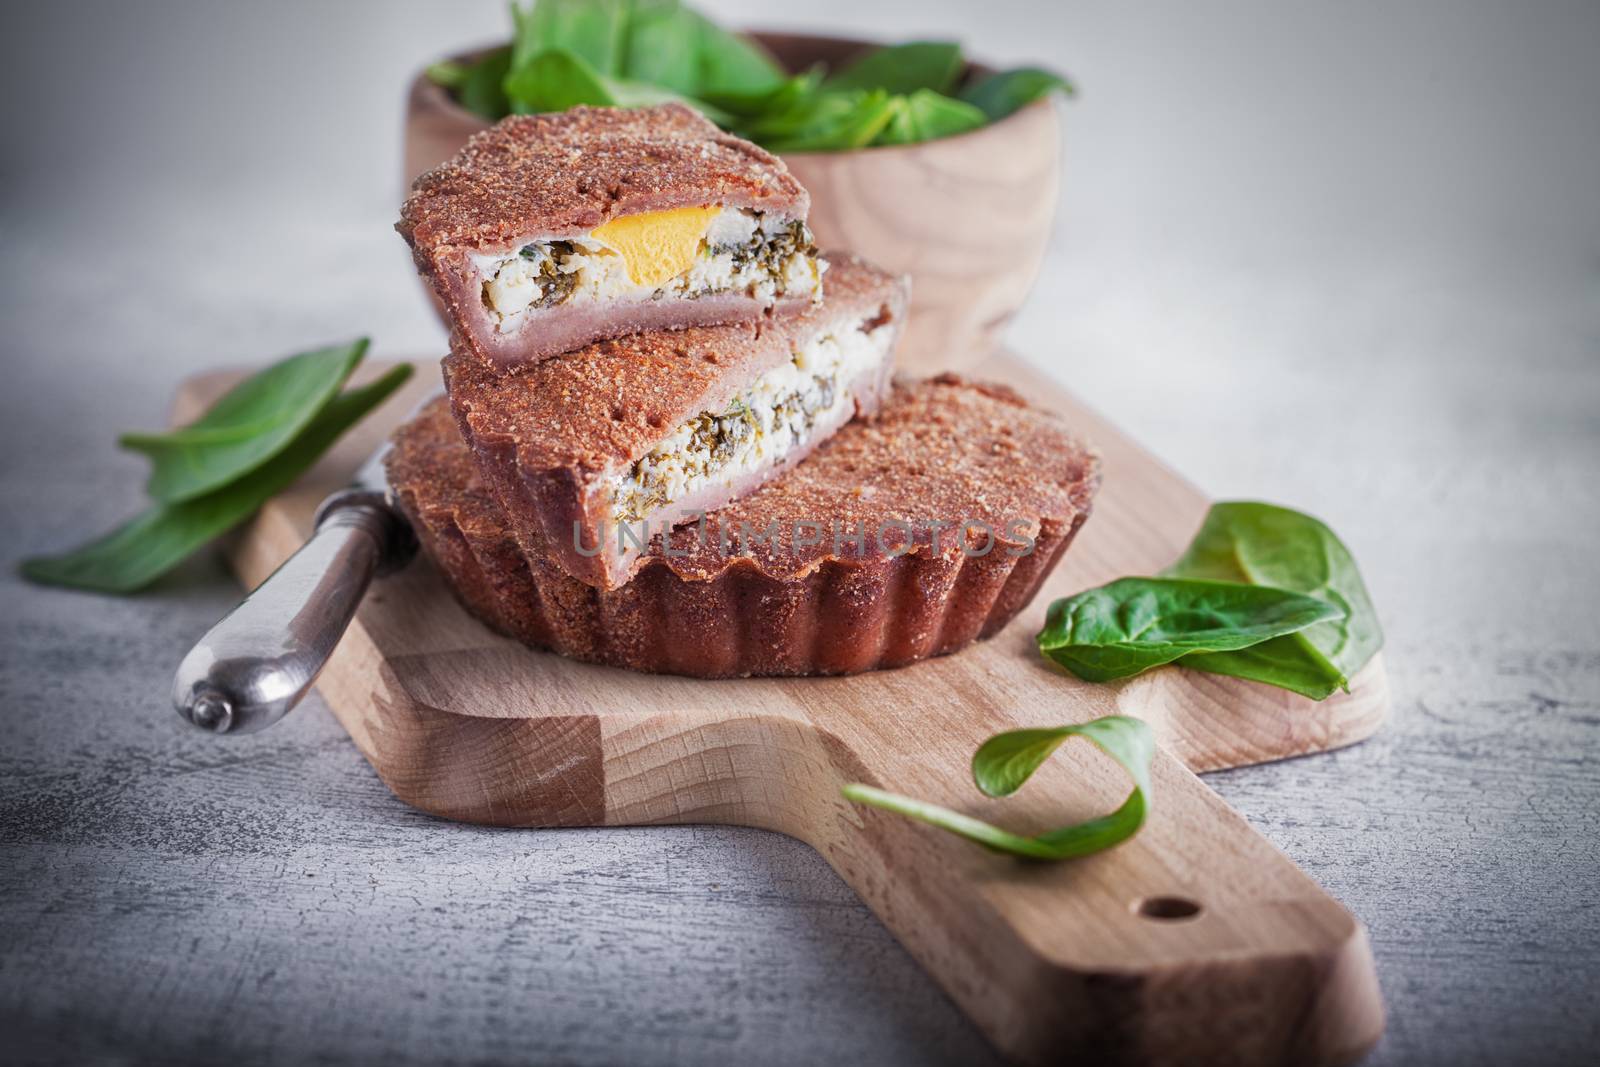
[[392, 104, 1099, 677]]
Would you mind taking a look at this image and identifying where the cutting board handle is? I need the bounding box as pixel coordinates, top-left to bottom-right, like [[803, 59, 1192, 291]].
[[805, 719, 1385, 1066], [363, 660, 1384, 1067]]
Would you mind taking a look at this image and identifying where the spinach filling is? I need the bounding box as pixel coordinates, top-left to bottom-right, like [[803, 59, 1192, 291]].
[[491, 218, 816, 322], [708, 219, 815, 275], [515, 241, 579, 309], [616, 367, 841, 522]]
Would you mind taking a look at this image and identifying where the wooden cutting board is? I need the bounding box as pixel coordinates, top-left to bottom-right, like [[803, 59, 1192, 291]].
[[177, 354, 1388, 1067]]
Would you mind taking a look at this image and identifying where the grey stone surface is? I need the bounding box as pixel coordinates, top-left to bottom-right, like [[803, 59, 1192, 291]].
[[2, 1, 1597, 1065]]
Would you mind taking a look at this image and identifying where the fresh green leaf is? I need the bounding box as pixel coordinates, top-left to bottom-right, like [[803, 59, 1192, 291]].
[[877, 89, 987, 146], [505, 47, 730, 124], [118, 339, 368, 504], [971, 715, 1152, 799], [512, 0, 628, 76], [1164, 501, 1383, 697], [1169, 639, 1350, 700], [458, 47, 513, 121], [960, 66, 1073, 121], [444, 6, 1071, 147], [505, 48, 618, 112], [509, 0, 540, 69], [120, 339, 366, 450], [21, 365, 412, 594], [738, 81, 987, 151], [687, 10, 786, 95], [1037, 576, 1341, 683], [753, 89, 900, 153], [705, 68, 822, 120], [738, 86, 836, 139], [824, 41, 964, 96], [442, 7, 1074, 145], [842, 714, 1154, 860], [622, 0, 702, 94]]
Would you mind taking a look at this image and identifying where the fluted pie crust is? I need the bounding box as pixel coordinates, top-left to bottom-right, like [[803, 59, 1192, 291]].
[[387, 375, 1100, 678]]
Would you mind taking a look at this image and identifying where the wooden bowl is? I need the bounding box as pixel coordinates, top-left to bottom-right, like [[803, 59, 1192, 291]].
[[403, 32, 1061, 371]]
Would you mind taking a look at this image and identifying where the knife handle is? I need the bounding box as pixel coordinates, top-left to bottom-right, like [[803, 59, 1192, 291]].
[[172, 491, 416, 735]]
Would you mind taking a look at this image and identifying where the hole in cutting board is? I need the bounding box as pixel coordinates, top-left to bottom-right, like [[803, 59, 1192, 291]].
[[1135, 896, 1201, 921]]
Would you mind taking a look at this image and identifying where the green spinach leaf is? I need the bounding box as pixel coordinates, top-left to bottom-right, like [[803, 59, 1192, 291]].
[[1163, 502, 1383, 697], [512, 0, 628, 76], [119, 338, 368, 504], [506, 48, 617, 112], [1167, 639, 1349, 700], [22, 365, 412, 594], [437, 4, 1072, 148], [687, 10, 786, 95], [706, 68, 822, 120], [824, 41, 964, 96], [960, 67, 1073, 121], [1037, 576, 1341, 683], [506, 48, 730, 124], [621, 0, 701, 94], [457, 47, 513, 121], [842, 715, 1154, 860], [753, 89, 900, 152], [878, 89, 987, 146]]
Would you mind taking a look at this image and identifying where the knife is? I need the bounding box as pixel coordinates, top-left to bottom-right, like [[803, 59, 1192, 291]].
[[171, 431, 421, 735]]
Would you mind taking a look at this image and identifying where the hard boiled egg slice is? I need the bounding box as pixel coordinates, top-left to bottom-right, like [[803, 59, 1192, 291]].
[[590, 205, 721, 288]]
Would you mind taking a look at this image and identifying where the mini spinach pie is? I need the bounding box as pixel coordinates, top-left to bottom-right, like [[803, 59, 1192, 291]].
[[399, 104, 822, 372], [442, 255, 906, 589], [388, 373, 1102, 678]]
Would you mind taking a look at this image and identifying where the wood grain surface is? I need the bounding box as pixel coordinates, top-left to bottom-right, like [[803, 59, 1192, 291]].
[[176, 355, 1388, 1066]]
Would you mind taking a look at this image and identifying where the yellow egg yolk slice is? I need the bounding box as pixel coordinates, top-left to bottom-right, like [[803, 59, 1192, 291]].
[[590, 205, 721, 288]]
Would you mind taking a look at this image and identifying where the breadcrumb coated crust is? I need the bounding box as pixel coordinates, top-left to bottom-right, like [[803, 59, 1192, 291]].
[[386, 376, 1101, 678], [398, 104, 809, 255], [398, 105, 816, 371]]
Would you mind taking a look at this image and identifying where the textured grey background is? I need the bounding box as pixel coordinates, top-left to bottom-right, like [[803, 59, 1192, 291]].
[[3, 1, 1598, 1064]]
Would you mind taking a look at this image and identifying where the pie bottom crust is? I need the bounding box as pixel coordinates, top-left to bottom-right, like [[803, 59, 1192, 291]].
[[393, 407, 1090, 678]]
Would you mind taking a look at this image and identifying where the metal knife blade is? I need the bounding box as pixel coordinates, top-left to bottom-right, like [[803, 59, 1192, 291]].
[[171, 393, 440, 735]]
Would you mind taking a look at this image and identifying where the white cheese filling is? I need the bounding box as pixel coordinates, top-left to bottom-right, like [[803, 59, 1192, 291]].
[[474, 208, 822, 334], [607, 320, 886, 526]]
